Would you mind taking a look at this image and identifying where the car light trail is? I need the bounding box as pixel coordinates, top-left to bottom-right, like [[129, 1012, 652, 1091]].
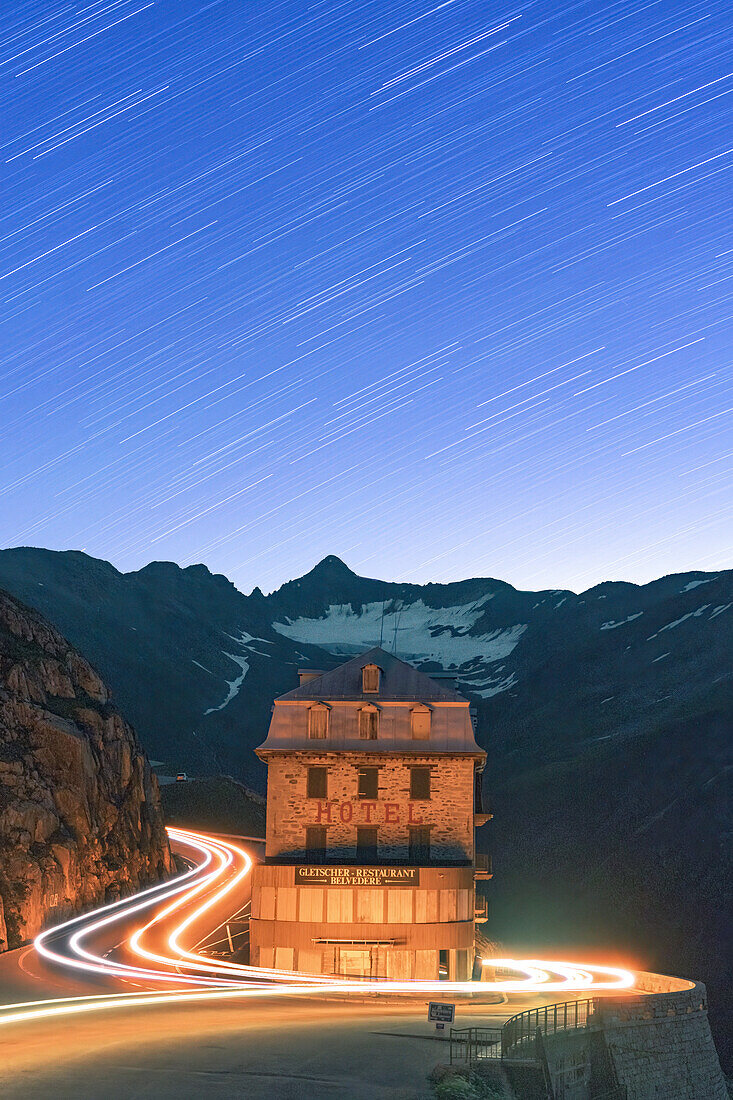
[[0, 827, 636, 1032]]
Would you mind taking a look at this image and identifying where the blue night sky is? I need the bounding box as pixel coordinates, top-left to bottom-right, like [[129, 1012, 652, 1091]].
[[2, 0, 731, 594]]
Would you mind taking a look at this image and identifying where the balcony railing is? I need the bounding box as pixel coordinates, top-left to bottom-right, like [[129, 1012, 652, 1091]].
[[474, 852, 492, 878], [474, 896, 488, 922]]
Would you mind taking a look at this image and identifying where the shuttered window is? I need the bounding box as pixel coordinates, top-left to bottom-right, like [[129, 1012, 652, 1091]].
[[308, 705, 329, 739], [362, 664, 380, 692], [306, 766, 327, 798], [410, 765, 431, 800], [357, 766, 379, 799], [305, 825, 327, 861], [356, 827, 378, 862], [409, 826, 431, 864], [411, 707, 431, 740], [359, 706, 379, 739]]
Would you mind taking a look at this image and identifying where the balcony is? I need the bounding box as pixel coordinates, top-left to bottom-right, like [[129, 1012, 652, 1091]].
[[474, 852, 492, 879], [474, 895, 489, 923]]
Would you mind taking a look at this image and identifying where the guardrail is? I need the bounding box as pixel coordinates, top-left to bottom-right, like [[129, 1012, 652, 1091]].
[[502, 998, 593, 1058], [449, 1027, 502, 1064]]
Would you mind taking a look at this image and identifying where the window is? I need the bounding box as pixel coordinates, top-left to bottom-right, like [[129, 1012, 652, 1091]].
[[305, 825, 327, 862], [359, 705, 378, 740], [308, 704, 329, 739], [306, 766, 327, 799], [409, 825, 431, 863], [362, 664, 380, 692], [356, 827, 378, 863], [410, 765, 431, 800], [357, 766, 379, 800], [411, 706, 431, 740]]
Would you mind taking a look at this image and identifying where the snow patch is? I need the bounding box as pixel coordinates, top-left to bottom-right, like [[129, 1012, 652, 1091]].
[[652, 652, 670, 662], [710, 603, 732, 619], [682, 577, 717, 592], [273, 597, 526, 668], [647, 605, 711, 639], [600, 612, 643, 630], [204, 653, 249, 714]]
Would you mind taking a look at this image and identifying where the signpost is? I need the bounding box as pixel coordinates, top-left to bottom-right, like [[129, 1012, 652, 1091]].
[[428, 1002, 455, 1031]]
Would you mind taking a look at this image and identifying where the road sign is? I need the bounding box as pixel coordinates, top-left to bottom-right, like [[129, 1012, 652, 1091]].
[[428, 1002, 455, 1024]]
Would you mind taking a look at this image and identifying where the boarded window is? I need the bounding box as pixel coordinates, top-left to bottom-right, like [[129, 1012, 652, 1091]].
[[356, 826, 378, 862], [356, 888, 383, 923], [359, 706, 379, 739], [409, 825, 431, 864], [410, 765, 431, 800], [415, 888, 439, 924], [305, 825, 327, 861], [357, 766, 379, 799], [411, 707, 431, 740], [362, 664, 380, 692], [274, 947, 294, 971], [306, 765, 327, 798], [276, 886, 297, 921], [297, 948, 322, 975], [326, 887, 353, 923], [299, 888, 323, 922], [308, 705, 329, 739], [387, 891, 413, 923], [259, 885, 276, 920]]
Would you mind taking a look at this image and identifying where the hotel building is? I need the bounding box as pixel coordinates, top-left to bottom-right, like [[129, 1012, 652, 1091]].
[[249, 647, 490, 981]]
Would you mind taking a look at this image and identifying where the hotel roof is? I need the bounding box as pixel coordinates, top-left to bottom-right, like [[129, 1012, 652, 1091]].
[[276, 646, 469, 703]]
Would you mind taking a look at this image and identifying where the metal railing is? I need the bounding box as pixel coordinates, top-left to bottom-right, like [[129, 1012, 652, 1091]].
[[449, 1027, 502, 1064], [502, 998, 594, 1058], [474, 853, 492, 875], [474, 897, 488, 920]]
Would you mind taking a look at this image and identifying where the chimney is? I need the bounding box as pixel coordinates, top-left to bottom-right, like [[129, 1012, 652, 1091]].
[[298, 669, 324, 686]]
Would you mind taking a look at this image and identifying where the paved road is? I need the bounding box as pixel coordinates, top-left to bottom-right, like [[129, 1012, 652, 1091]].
[[0, 829, 636, 1099]]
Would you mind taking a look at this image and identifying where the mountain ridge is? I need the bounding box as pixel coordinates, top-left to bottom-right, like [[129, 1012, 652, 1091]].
[[0, 544, 730, 1062]]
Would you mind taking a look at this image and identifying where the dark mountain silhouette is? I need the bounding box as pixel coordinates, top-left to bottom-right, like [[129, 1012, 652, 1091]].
[[0, 546, 730, 1063]]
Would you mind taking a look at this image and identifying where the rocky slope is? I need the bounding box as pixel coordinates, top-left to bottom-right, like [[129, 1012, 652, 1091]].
[[0, 588, 172, 951]]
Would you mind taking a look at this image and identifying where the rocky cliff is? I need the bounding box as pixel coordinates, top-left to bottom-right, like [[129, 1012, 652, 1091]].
[[0, 588, 172, 951]]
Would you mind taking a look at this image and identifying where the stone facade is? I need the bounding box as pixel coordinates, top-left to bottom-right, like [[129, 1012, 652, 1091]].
[[264, 751, 475, 863]]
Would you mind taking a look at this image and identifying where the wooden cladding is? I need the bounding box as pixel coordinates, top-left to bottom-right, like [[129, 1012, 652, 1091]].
[[252, 865, 473, 926]]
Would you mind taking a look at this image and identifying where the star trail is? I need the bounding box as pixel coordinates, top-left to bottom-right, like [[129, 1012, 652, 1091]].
[[2, 0, 731, 592]]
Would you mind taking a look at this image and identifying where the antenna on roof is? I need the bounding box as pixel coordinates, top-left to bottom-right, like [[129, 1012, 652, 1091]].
[[392, 604, 403, 655]]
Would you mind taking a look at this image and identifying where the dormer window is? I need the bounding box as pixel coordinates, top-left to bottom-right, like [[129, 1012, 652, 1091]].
[[359, 704, 379, 740], [362, 663, 380, 693], [308, 703, 329, 739], [411, 704, 431, 740]]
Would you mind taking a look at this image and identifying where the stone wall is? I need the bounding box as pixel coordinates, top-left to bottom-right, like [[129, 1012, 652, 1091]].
[[264, 750, 475, 861], [596, 981, 727, 1100], [538, 976, 727, 1100]]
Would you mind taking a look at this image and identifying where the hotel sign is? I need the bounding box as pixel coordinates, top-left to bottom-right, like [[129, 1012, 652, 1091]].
[[295, 866, 419, 887]]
